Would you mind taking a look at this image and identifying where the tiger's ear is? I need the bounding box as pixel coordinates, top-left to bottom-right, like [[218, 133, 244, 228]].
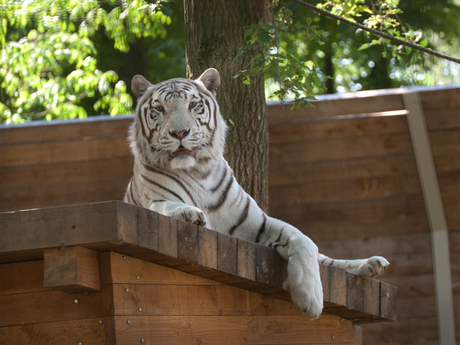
[[197, 68, 220, 96], [131, 75, 152, 99]]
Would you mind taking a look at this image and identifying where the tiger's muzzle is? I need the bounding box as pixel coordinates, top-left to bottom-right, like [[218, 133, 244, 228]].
[[169, 146, 196, 160]]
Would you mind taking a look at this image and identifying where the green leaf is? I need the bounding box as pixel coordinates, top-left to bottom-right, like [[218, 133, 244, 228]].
[[258, 29, 271, 44]]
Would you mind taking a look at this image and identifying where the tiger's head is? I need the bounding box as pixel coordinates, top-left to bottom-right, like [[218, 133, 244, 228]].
[[129, 68, 227, 171]]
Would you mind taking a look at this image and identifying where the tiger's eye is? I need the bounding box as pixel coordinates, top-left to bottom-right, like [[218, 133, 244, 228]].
[[155, 105, 165, 112], [189, 102, 197, 109]]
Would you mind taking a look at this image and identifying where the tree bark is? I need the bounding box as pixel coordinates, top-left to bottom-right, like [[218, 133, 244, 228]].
[[184, 0, 269, 212]]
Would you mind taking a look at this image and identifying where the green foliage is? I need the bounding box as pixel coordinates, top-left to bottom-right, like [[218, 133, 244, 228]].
[[236, 0, 460, 105], [0, 0, 172, 124]]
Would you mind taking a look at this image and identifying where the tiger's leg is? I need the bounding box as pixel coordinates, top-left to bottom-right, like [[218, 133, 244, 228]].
[[149, 200, 207, 226], [260, 217, 323, 320], [318, 254, 389, 279]]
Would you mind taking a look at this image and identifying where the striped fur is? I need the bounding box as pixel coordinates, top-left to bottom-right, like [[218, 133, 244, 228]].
[[124, 68, 389, 319]]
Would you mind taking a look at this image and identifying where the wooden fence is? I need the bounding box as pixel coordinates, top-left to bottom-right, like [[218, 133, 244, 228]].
[[2, 83, 460, 344]]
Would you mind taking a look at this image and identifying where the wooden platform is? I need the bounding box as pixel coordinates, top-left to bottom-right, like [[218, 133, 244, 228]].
[[0, 201, 396, 344]]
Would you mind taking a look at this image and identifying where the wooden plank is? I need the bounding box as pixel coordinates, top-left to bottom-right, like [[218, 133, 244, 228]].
[[380, 282, 397, 321], [269, 131, 413, 166], [425, 106, 460, 131], [178, 221, 199, 264], [268, 92, 405, 122], [0, 260, 49, 296], [292, 214, 430, 243], [329, 266, 347, 307], [361, 316, 439, 344], [101, 279, 116, 317], [269, 154, 418, 187], [0, 318, 106, 345], [237, 239, 257, 281], [103, 315, 117, 345], [111, 314, 356, 345], [136, 206, 159, 252], [430, 128, 460, 151], [255, 244, 275, 286], [0, 136, 131, 167], [44, 246, 101, 293], [363, 279, 380, 317], [0, 176, 131, 213], [419, 86, 460, 110], [270, 191, 427, 223], [268, 112, 409, 144], [0, 115, 132, 145], [270, 174, 421, 205], [197, 226, 218, 269], [320, 265, 330, 303], [270, 193, 430, 242], [0, 290, 103, 326], [108, 284, 300, 316], [382, 274, 435, 299], [0, 202, 120, 255], [217, 232, 238, 276], [0, 156, 133, 187], [396, 296, 436, 319], [317, 232, 432, 259], [347, 274, 364, 314], [100, 252, 221, 286], [158, 214, 178, 259], [353, 325, 363, 345], [432, 147, 460, 174]]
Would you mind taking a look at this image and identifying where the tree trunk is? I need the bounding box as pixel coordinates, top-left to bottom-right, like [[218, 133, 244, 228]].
[[184, 0, 269, 212]]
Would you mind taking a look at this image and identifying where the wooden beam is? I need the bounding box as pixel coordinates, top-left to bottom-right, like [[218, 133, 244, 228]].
[[44, 246, 101, 293], [0, 318, 105, 345], [0, 201, 397, 323], [403, 91, 456, 344]]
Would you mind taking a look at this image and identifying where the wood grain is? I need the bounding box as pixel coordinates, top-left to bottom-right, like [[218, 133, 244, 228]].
[[44, 246, 101, 293], [0, 318, 106, 345], [108, 284, 300, 316], [0, 290, 103, 327], [0, 115, 131, 145], [110, 314, 356, 345], [100, 251, 221, 286], [0, 260, 48, 296]]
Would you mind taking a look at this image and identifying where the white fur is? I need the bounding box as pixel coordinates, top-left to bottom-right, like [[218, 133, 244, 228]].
[[124, 68, 389, 319]]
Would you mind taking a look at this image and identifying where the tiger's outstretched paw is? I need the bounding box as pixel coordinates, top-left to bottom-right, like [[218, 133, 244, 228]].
[[288, 283, 323, 320], [357, 256, 389, 279], [283, 252, 323, 320], [169, 205, 207, 226]]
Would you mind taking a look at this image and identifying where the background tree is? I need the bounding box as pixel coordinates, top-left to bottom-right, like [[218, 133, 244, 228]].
[[184, 0, 270, 211], [0, 0, 186, 124], [249, 0, 460, 97]]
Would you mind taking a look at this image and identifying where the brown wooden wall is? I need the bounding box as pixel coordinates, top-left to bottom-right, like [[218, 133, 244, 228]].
[[2, 84, 460, 344], [267, 85, 460, 345]]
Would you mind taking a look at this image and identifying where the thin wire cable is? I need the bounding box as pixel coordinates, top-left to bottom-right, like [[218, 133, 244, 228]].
[[291, 0, 460, 64]]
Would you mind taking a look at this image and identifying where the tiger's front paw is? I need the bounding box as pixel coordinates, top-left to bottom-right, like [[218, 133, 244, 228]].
[[357, 256, 389, 279], [169, 205, 207, 226], [283, 251, 323, 320]]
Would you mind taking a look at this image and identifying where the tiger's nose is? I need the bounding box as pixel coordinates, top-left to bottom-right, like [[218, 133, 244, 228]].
[[170, 129, 190, 140]]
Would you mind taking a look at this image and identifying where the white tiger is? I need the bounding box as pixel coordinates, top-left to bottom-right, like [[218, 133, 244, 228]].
[[124, 68, 389, 319]]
